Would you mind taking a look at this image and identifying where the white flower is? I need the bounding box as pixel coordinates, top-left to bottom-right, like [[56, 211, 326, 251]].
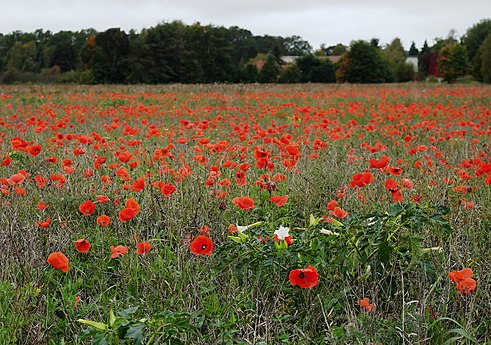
[[274, 225, 290, 240], [320, 228, 340, 236], [236, 224, 249, 233]]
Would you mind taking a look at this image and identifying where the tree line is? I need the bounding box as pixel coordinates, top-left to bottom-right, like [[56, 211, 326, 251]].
[[0, 19, 490, 84]]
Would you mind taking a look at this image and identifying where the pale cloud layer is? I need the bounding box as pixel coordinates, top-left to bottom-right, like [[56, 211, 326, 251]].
[[1, 0, 489, 49]]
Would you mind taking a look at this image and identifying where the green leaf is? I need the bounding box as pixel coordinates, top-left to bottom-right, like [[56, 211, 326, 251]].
[[77, 319, 108, 331], [118, 306, 139, 318], [92, 333, 109, 345], [109, 310, 116, 327], [125, 323, 146, 345]]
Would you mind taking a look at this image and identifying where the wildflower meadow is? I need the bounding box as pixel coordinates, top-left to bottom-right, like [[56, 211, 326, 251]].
[[0, 83, 489, 344]]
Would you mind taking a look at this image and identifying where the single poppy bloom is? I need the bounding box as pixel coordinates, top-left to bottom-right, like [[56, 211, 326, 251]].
[[136, 242, 152, 255], [96, 195, 110, 203], [79, 200, 96, 216], [289, 266, 319, 288], [36, 201, 49, 210], [161, 183, 176, 197], [27, 144, 42, 156], [118, 207, 139, 222], [326, 200, 338, 211], [448, 267, 477, 294], [96, 214, 111, 226], [125, 197, 140, 212], [132, 178, 145, 192], [74, 239, 91, 253], [384, 179, 398, 192], [270, 195, 289, 207], [1, 155, 11, 166], [189, 235, 213, 256], [110, 245, 128, 258], [448, 268, 473, 283], [329, 206, 349, 218], [369, 155, 389, 169], [358, 297, 375, 312], [35, 217, 51, 228], [118, 151, 132, 163], [388, 166, 403, 176], [232, 196, 255, 210], [47, 251, 69, 272]]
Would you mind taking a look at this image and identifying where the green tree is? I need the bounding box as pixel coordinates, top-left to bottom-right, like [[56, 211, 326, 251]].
[[463, 19, 491, 63], [7, 41, 39, 72], [343, 40, 389, 83], [479, 33, 491, 83], [295, 55, 335, 82], [408, 41, 419, 56], [418, 40, 432, 79], [84, 28, 130, 83], [278, 63, 301, 83], [259, 54, 280, 83], [283, 35, 312, 56], [382, 38, 411, 82], [438, 43, 469, 82]]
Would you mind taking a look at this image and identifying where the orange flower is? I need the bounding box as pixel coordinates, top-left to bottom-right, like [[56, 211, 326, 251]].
[[96, 214, 111, 226], [358, 297, 375, 312], [270, 195, 289, 207], [74, 239, 91, 253], [232, 196, 255, 210], [110, 245, 128, 258], [448, 267, 476, 294], [136, 242, 152, 255], [289, 266, 318, 288], [47, 251, 69, 272], [326, 200, 338, 211], [79, 200, 96, 216], [190, 235, 213, 256]]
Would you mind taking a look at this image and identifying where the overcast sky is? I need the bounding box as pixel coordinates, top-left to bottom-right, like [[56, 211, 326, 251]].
[[1, 0, 490, 50]]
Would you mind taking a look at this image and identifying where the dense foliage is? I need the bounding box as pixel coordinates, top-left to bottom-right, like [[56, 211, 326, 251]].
[[0, 18, 490, 84]]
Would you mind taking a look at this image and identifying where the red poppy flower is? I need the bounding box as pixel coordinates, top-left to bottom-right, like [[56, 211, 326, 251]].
[[350, 172, 374, 187], [74, 239, 91, 253], [79, 200, 96, 216], [136, 242, 152, 255], [289, 266, 318, 288], [358, 297, 375, 312], [388, 166, 403, 176], [35, 217, 51, 228], [118, 207, 139, 222], [384, 179, 398, 192], [47, 251, 69, 272], [190, 235, 213, 256], [110, 245, 129, 258], [132, 178, 145, 192], [232, 196, 255, 210], [270, 195, 289, 207], [96, 214, 111, 226], [161, 183, 176, 197], [326, 200, 338, 211], [27, 144, 42, 156], [369, 155, 389, 169], [36, 201, 49, 210], [329, 206, 349, 218], [448, 268, 476, 294]]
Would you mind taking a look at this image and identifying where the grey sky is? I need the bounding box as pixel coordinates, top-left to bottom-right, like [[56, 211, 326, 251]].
[[1, 0, 489, 50]]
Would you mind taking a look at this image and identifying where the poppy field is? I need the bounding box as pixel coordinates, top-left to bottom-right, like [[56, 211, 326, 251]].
[[0, 83, 490, 344]]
